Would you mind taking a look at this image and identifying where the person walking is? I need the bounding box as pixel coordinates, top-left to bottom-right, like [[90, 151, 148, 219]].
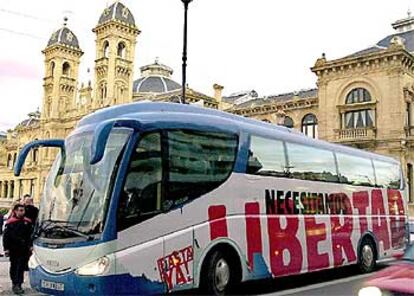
[[23, 194, 39, 224], [3, 204, 33, 295]]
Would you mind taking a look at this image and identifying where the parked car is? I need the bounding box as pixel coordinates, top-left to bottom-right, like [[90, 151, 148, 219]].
[[358, 244, 414, 296]]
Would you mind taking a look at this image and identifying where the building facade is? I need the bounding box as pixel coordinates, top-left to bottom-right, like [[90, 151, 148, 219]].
[[227, 13, 414, 216]]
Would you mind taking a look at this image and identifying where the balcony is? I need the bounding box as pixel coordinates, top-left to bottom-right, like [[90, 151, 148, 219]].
[[334, 127, 376, 143]]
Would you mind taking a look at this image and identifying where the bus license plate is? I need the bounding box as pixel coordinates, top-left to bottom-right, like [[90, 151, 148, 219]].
[[41, 280, 64, 291]]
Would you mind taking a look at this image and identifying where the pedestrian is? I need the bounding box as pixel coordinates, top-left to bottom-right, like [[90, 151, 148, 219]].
[[23, 194, 39, 224], [3, 204, 33, 295], [0, 211, 4, 236]]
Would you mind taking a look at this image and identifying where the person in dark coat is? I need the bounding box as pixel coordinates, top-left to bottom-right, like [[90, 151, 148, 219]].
[[0, 212, 4, 236], [23, 195, 38, 225], [3, 204, 33, 295]]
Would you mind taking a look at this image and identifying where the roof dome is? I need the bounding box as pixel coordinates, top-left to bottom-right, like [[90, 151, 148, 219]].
[[16, 111, 40, 129], [47, 21, 80, 49], [98, 2, 135, 26], [133, 59, 181, 93], [133, 76, 181, 93]]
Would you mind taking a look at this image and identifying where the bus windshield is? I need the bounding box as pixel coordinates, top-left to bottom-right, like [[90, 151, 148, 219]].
[[37, 129, 131, 240]]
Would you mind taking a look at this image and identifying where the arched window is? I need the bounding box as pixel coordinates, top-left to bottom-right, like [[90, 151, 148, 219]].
[[100, 83, 107, 100], [50, 61, 55, 77], [344, 88, 374, 129], [62, 62, 71, 76], [302, 114, 318, 138], [117, 42, 126, 58], [7, 154, 12, 169], [284, 116, 294, 128], [33, 148, 39, 163], [345, 88, 371, 104], [13, 153, 17, 167], [103, 41, 109, 58]]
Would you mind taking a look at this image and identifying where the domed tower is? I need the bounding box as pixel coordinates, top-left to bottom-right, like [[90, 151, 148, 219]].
[[93, 1, 140, 108], [133, 58, 181, 95], [42, 18, 83, 120]]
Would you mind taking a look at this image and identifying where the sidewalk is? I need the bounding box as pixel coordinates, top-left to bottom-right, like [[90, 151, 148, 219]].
[[0, 257, 39, 295], [0, 238, 41, 295]]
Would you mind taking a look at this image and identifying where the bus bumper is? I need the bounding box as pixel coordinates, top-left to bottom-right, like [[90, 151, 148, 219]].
[[29, 266, 166, 295]]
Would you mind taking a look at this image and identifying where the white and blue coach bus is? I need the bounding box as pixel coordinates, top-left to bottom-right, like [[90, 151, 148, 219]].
[[15, 102, 408, 295]]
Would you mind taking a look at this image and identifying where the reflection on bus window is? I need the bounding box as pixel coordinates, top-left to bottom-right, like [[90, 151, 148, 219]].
[[247, 136, 286, 176], [336, 152, 375, 186], [286, 142, 338, 182], [373, 160, 401, 189]]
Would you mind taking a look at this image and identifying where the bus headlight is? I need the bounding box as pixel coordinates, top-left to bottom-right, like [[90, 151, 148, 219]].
[[28, 254, 39, 269], [358, 286, 382, 296], [75, 256, 110, 276]]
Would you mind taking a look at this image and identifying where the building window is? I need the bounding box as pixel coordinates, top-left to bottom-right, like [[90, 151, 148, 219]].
[[284, 116, 294, 128], [408, 163, 413, 203], [117, 42, 126, 58], [7, 154, 12, 169], [406, 102, 412, 135], [345, 88, 371, 104], [50, 61, 55, 77], [33, 148, 39, 163], [103, 41, 109, 58], [0, 181, 2, 198], [62, 62, 71, 76], [343, 88, 375, 129], [301, 114, 318, 138]]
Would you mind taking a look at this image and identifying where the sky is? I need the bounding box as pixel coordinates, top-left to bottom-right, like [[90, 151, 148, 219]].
[[0, 0, 412, 131]]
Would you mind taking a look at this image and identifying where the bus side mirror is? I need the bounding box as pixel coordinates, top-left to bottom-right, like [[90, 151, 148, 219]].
[[14, 139, 65, 176], [90, 119, 141, 165]]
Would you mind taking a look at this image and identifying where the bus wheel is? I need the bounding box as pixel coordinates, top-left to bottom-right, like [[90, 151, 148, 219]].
[[358, 238, 376, 273], [201, 249, 238, 295]]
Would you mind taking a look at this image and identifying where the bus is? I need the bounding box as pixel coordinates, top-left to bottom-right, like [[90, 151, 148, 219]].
[[14, 102, 408, 295]]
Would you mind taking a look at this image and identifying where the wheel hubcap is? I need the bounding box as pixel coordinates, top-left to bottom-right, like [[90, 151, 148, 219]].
[[362, 245, 373, 267], [215, 258, 230, 292]]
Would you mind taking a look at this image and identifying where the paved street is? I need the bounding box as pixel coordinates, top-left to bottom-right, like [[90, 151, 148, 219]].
[[0, 238, 40, 296], [232, 261, 393, 296]]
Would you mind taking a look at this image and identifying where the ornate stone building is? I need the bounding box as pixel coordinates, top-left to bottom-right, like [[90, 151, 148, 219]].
[[227, 13, 414, 216], [0, 1, 217, 208]]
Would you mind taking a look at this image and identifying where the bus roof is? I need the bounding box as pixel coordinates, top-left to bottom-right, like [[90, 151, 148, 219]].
[[76, 102, 399, 164]]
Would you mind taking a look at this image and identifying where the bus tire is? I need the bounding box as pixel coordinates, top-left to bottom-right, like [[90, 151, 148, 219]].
[[200, 249, 240, 295], [358, 237, 376, 273]]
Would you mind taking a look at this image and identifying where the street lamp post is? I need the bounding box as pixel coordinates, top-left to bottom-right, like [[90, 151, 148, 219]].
[[181, 0, 192, 104]]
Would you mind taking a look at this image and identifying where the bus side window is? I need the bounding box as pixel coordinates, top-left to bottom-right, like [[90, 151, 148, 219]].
[[285, 142, 338, 183], [373, 160, 402, 189], [118, 132, 162, 230], [247, 136, 286, 176], [164, 130, 238, 207], [336, 153, 375, 187]]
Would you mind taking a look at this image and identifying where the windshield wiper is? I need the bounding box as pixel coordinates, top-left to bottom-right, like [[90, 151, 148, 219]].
[[47, 224, 94, 240], [34, 220, 93, 240]]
